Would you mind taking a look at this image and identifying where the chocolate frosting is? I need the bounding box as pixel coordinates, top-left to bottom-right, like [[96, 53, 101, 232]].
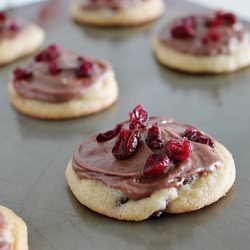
[[82, 0, 148, 10], [159, 15, 250, 56], [73, 117, 221, 200], [13, 52, 110, 102], [0, 213, 11, 250]]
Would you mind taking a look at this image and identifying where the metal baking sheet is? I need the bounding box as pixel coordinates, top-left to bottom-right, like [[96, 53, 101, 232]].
[[1, 0, 249, 249]]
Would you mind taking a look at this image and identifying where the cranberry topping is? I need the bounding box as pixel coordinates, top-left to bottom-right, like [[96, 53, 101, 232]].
[[48, 60, 62, 75], [202, 30, 221, 44], [129, 104, 149, 129], [171, 25, 195, 39], [216, 11, 237, 26], [183, 128, 215, 148], [112, 129, 141, 160], [75, 57, 95, 78], [0, 12, 6, 22], [166, 138, 191, 162], [96, 123, 123, 142], [143, 153, 169, 177], [182, 15, 197, 28], [13, 68, 32, 82], [35, 44, 62, 62], [146, 123, 164, 149]]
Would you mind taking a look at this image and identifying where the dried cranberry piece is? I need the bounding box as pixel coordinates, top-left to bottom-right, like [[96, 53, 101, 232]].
[[35, 44, 62, 62], [129, 104, 149, 129], [143, 153, 169, 177], [204, 16, 223, 28], [9, 21, 20, 32], [216, 11, 237, 26], [166, 138, 191, 162], [96, 123, 123, 142], [13, 68, 32, 81], [0, 12, 6, 22], [182, 15, 197, 28], [75, 57, 94, 78], [146, 123, 164, 149], [183, 128, 215, 148], [171, 25, 195, 39], [112, 129, 140, 160], [202, 30, 221, 44], [48, 60, 62, 75]]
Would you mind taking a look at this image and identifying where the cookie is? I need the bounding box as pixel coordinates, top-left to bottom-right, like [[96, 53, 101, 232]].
[[9, 44, 119, 120], [0, 205, 28, 250], [153, 11, 250, 73], [0, 11, 44, 65], [71, 0, 165, 27], [66, 105, 235, 221]]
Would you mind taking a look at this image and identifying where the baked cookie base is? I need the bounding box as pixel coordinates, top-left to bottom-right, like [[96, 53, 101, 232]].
[[66, 142, 235, 221], [0, 24, 45, 65], [0, 205, 28, 250], [153, 38, 250, 74], [8, 70, 119, 120], [71, 0, 165, 27]]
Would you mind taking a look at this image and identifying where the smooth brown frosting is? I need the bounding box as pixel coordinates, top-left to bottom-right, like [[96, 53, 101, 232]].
[[81, 0, 148, 10], [0, 213, 11, 250], [73, 117, 221, 200], [13, 51, 110, 102], [159, 14, 250, 56]]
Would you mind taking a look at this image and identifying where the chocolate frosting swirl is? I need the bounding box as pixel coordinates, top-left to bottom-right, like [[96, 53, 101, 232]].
[[13, 51, 110, 102], [73, 117, 221, 200], [159, 14, 250, 56]]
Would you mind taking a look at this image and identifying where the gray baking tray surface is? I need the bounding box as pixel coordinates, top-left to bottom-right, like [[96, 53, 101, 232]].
[[0, 0, 249, 249]]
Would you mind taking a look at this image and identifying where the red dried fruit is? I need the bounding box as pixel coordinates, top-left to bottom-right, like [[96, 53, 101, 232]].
[[202, 30, 221, 44], [166, 138, 191, 162], [171, 25, 195, 39], [9, 21, 20, 32], [0, 12, 6, 22], [112, 129, 140, 160], [216, 11, 237, 26], [129, 104, 149, 129], [146, 123, 164, 149], [48, 60, 62, 75], [35, 44, 62, 62], [75, 57, 94, 78], [182, 128, 215, 148], [182, 15, 197, 28], [96, 123, 123, 142], [144, 153, 169, 177], [204, 16, 223, 28], [13, 68, 32, 81]]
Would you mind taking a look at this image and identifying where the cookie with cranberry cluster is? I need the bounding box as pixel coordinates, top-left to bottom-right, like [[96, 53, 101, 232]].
[[154, 10, 250, 73], [0, 11, 44, 65], [8, 44, 119, 120], [66, 105, 235, 221], [0, 206, 28, 250], [71, 0, 165, 27]]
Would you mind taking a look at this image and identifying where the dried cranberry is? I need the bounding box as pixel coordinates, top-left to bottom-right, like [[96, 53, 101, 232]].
[[13, 68, 32, 81], [35, 44, 62, 62], [204, 16, 223, 28], [96, 123, 123, 142], [182, 15, 197, 28], [112, 129, 140, 160], [143, 153, 169, 177], [0, 12, 6, 22], [166, 138, 191, 162], [75, 57, 94, 78], [9, 21, 20, 32], [216, 11, 237, 26], [146, 123, 164, 149], [183, 128, 215, 148], [202, 30, 221, 44], [48, 60, 62, 75], [129, 105, 149, 129], [171, 25, 195, 39]]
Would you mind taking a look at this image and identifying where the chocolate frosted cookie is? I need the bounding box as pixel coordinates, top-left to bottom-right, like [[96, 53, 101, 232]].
[[71, 0, 165, 27], [153, 11, 250, 73], [0, 11, 44, 65], [0, 206, 28, 250], [66, 105, 235, 221], [8, 44, 119, 120]]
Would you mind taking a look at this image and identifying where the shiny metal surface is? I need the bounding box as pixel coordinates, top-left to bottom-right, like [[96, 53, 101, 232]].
[[0, 1, 249, 249]]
